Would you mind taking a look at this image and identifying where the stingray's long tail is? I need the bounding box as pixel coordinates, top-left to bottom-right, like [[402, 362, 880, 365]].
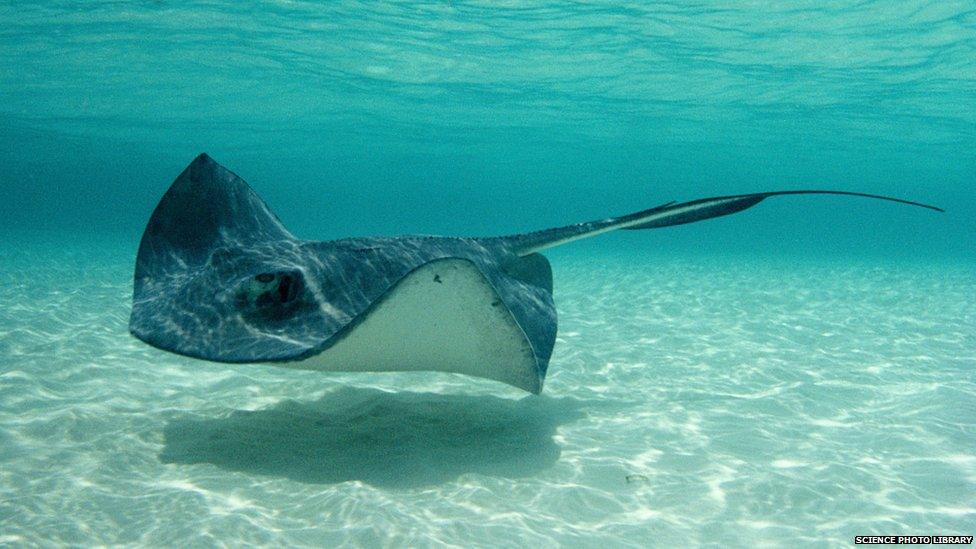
[[510, 190, 944, 256]]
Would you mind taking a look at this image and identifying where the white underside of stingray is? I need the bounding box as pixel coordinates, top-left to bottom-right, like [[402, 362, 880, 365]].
[[288, 259, 541, 393]]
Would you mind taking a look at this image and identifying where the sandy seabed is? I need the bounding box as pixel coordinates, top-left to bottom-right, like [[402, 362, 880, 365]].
[[1, 242, 973, 547]]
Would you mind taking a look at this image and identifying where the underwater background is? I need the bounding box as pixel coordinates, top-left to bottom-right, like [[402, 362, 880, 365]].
[[1, 1, 974, 546]]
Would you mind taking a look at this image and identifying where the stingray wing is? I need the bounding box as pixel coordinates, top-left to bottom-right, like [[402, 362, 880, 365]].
[[129, 154, 335, 361], [134, 154, 294, 279]]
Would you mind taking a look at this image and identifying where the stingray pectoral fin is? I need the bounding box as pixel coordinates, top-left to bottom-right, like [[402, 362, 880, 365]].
[[511, 190, 944, 255], [293, 258, 544, 394], [130, 154, 323, 363], [133, 153, 294, 280], [502, 253, 553, 293]]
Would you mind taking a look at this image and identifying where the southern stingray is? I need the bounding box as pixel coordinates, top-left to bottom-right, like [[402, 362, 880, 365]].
[[130, 154, 942, 393]]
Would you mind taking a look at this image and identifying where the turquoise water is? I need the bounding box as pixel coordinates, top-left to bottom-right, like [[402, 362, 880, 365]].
[[1, 1, 975, 546]]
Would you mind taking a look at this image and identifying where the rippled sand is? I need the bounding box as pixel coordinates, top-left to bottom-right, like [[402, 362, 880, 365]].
[[1, 241, 973, 547]]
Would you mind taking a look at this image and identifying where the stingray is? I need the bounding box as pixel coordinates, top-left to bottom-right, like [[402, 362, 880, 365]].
[[129, 154, 942, 393]]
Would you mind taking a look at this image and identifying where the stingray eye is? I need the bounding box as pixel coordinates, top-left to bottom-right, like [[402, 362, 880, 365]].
[[238, 270, 304, 312], [276, 273, 298, 303]]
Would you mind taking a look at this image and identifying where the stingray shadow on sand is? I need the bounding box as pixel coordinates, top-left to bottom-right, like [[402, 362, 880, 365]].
[[159, 386, 588, 488]]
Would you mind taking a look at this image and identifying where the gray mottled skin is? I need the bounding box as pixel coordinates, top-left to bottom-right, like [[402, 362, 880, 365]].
[[131, 154, 557, 377], [130, 154, 941, 391]]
